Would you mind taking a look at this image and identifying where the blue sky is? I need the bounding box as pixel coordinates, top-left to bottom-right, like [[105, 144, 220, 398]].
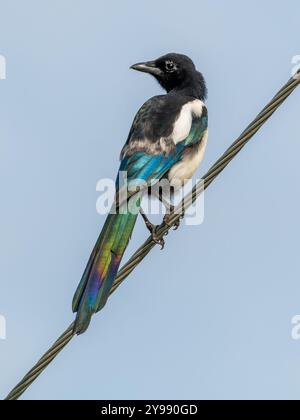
[[0, 0, 300, 400]]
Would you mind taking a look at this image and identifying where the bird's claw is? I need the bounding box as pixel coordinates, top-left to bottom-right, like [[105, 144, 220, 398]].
[[145, 222, 165, 250], [173, 219, 181, 230], [163, 211, 184, 230], [151, 232, 165, 250], [163, 214, 173, 228]]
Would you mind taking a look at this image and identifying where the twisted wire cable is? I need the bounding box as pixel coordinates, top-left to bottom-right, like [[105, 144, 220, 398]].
[[4, 71, 300, 400]]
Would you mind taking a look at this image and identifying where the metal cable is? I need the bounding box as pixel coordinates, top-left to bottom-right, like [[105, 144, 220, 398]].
[[4, 71, 300, 401]]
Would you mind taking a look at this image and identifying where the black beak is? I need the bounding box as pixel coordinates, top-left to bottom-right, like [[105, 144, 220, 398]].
[[130, 61, 163, 77]]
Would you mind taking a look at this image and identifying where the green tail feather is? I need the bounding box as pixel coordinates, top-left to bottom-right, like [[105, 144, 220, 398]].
[[72, 197, 141, 334]]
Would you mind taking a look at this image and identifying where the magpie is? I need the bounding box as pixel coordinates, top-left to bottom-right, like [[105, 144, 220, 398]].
[[72, 53, 208, 334]]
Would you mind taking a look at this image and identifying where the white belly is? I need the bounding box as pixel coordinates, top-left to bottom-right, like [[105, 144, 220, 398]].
[[168, 129, 208, 190]]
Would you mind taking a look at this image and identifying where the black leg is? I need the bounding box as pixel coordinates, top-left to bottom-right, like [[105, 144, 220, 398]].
[[155, 189, 184, 230], [140, 207, 165, 249]]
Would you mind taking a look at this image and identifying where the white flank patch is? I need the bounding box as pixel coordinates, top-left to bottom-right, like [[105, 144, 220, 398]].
[[171, 99, 204, 145]]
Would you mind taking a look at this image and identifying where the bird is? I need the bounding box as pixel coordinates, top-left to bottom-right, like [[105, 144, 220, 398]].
[[72, 53, 208, 334]]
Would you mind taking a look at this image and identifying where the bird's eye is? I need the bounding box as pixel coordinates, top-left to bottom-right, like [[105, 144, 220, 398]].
[[165, 61, 175, 72]]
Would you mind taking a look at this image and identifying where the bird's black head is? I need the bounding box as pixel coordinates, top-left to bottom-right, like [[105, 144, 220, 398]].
[[131, 53, 207, 101]]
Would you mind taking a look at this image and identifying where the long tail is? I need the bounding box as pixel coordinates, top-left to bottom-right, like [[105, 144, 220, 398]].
[[72, 197, 140, 334]]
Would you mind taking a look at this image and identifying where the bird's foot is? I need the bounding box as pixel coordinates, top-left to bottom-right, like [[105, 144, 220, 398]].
[[163, 209, 185, 230], [145, 220, 165, 250]]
